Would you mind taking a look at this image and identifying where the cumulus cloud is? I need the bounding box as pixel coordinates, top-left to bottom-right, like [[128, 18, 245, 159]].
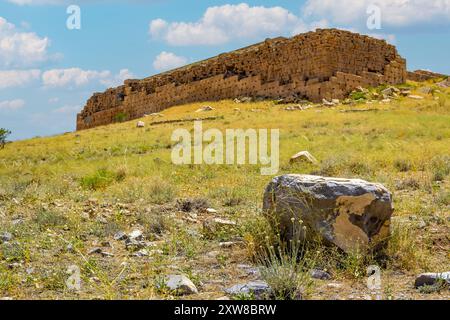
[[41, 68, 134, 88], [153, 52, 188, 72], [0, 99, 25, 111], [0, 69, 41, 89], [149, 3, 307, 46], [42, 68, 111, 88], [303, 0, 450, 29], [0, 17, 51, 68], [100, 68, 135, 87]]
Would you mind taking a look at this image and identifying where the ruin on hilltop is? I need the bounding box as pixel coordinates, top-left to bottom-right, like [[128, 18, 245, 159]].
[[77, 29, 407, 130]]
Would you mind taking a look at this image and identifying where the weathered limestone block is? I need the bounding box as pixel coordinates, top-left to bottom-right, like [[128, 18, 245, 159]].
[[263, 175, 393, 252]]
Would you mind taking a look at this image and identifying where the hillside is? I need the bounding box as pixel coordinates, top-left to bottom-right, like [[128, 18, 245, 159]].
[[0, 79, 449, 300]]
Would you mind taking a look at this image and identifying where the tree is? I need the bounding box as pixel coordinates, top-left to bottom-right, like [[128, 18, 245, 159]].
[[0, 128, 11, 149]]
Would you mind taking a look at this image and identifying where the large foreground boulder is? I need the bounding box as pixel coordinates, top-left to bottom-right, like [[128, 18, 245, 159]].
[[263, 175, 393, 252]]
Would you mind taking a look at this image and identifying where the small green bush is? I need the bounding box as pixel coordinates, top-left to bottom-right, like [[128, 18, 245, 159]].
[[81, 168, 122, 190], [114, 112, 129, 123]]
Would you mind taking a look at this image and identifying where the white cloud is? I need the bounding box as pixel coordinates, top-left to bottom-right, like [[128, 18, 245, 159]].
[[41, 67, 135, 88], [100, 68, 135, 87], [153, 52, 188, 72], [149, 3, 306, 46], [0, 69, 41, 89], [303, 0, 450, 28], [42, 68, 111, 88], [0, 17, 51, 68], [0, 99, 25, 111]]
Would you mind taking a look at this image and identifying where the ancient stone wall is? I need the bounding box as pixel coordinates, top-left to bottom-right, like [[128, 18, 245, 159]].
[[407, 70, 447, 82], [77, 29, 407, 130]]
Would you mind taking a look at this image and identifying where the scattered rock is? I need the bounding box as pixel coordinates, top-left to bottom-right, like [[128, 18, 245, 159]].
[[125, 238, 147, 250], [408, 95, 424, 100], [133, 249, 149, 257], [165, 275, 198, 295], [206, 208, 218, 214], [128, 230, 143, 241], [418, 87, 432, 94], [310, 269, 332, 280], [322, 99, 334, 107], [136, 121, 145, 128], [212, 218, 236, 226], [237, 264, 260, 276], [196, 106, 215, 112], [88, 247, 103, 255], [327, 283, 343, 289], [400, 89, 411, 96], [285, 105, 306, 111], [219, 241, 242, 248], [66, 243, 75, 253], [436, 78, 450, 88], [263, 175, 393, 253], [0, 232, 13, 243], [290, 151, 318, 164], [225, 281, 271, 299], [113, 231, 128, 241], [100, 251, 114, 257], [356, 86, 369, 93], [415, 272, 450, 288]]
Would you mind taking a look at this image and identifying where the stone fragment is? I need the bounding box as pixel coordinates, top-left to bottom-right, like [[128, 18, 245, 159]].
[[165, 275, 198, 295], [196, 106, 214, 112], [0, 232, 13, 243], [408, 95, 424, 100], [290, 151, 318, 164], [88, 247, 103, 255], [310, 269, 332, 280], [415, 272, 450, 288], [128, 230, 143, 241], [113, 231, 128, 241], [136, 121, 145, 128], [225, 281, 271, 299], [263, 175, 393, 252]]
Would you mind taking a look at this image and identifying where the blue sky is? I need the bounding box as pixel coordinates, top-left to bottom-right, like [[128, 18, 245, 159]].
[[1, 0, 449, 140]]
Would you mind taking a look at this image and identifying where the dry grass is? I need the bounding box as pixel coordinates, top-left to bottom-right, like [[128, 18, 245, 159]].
[[0, 80, 449, 299]]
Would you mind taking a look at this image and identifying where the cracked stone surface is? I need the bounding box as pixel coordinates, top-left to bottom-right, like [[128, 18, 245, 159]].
[[263, 174, 393, 252]]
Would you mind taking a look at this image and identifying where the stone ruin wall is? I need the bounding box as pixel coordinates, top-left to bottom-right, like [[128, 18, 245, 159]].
[[407, 69, 447, 82], [77, 29, 407, 130]]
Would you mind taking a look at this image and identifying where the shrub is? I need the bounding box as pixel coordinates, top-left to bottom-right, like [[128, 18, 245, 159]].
[[430, 156, 450, 182], [0, 128, 11, 149], [81, 168, 123, 190], [33, 210, 68, 230], [114, 112, 128, 123], [257, 220, 315, 300], [147, 177, 177, 204], [349, 91, 367, 101], [394, 159, 413, 172]]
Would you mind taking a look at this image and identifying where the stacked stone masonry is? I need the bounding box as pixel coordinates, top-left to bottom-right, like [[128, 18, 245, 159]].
[[77, 29, 407, 130], [407, 70, 447, 82]]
